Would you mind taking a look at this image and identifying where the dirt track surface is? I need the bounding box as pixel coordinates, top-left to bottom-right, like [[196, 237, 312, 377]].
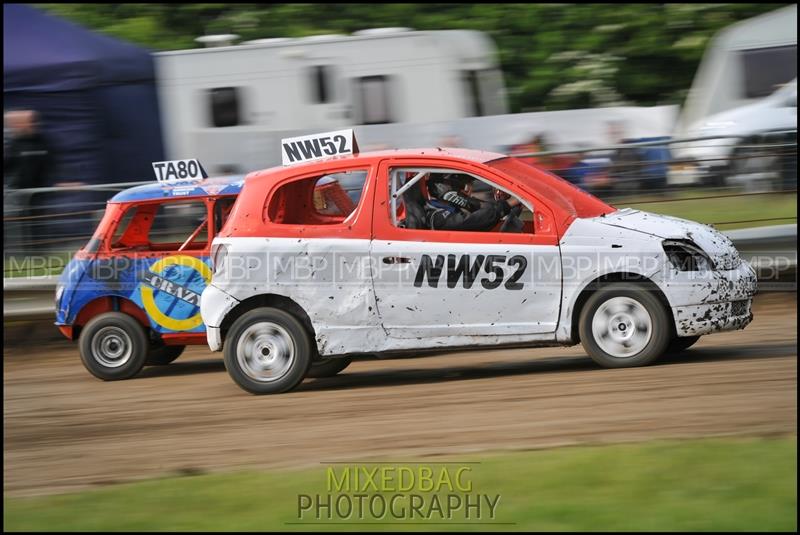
[[4, 293, 797, 497]]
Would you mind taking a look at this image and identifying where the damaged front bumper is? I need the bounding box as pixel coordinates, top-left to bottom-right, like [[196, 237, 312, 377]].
[[674, 299, 754, 337], [668, 260, 758, 337]]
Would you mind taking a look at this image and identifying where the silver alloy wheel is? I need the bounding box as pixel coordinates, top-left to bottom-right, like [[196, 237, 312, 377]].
[[236, 321, 296, 382], [591, 296, 653, 358], [91, 326, 133, 368]]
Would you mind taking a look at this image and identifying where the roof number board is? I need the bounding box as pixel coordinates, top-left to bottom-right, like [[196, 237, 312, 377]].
[[281, 129, 359, 166], [152, 159, 208, 183]]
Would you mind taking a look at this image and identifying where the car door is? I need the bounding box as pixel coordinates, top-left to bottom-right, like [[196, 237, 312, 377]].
[[116, 197, 214, 335], [369, 157, 562, 339]]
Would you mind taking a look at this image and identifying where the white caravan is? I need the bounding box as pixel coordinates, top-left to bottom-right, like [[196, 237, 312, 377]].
[[672, 4, 797, 183], [675, 4, 796, 137], [154, 29, 508, 175]]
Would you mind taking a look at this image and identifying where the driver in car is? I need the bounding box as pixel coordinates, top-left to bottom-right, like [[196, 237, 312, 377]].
[[424, 173, 521, 231]]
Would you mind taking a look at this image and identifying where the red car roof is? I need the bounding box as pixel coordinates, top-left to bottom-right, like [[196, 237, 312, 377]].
[[244, 147, 507, 181], [230, 148, 613, 240]]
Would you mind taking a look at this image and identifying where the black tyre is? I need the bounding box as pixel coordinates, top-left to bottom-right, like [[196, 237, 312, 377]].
[[666, 335, 701, 355], [306, 357, 352, 378], [223, 307, 312, 394], [146, 345, 185, 366], [579, 283, 672, 368], [78, 312, 149, 380]]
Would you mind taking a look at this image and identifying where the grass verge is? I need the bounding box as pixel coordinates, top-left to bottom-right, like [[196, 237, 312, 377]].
[[4, 436, 796, 531], [614, 190, 796, 230]]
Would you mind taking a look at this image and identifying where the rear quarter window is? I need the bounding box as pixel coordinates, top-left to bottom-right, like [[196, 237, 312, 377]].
[[265, 170, 368, 225]]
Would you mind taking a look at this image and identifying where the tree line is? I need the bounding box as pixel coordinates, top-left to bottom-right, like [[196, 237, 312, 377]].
[[38, 3, 788, 112]]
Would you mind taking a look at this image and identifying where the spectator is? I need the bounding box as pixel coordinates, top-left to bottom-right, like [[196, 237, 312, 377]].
[[3, 109, 51, 190], [561, 150, 591, 187], [512, 134, 550, 168], [606, 120, 638, 195], [3, 109, 72, 257]]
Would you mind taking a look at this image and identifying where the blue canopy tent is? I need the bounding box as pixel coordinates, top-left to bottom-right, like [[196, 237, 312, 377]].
[[3, 3, 164, 187]]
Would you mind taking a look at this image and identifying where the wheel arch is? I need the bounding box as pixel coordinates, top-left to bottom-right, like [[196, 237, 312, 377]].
[[568, 272, 674, 344], [71, 296, 151, 340], [219, 293, 317, 348]]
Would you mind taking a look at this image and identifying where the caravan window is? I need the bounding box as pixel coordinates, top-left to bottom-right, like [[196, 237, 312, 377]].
[[208, 87, 241, 127], [462, 69, 505, 117], [740, 45, 797, 99], [463, 70, 483, 117], [478, 68, 506, 116], [310, 66, 334, 104], [356, 76, 393, 124]]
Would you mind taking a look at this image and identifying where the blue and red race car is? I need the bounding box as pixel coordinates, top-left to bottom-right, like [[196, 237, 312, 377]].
[[55, 169, 244, 380], [56, 158, 361, 381]]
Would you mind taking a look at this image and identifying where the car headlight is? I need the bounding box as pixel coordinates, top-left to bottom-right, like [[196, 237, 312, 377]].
[[211, 244, 229, 275], [55, 283, 65, 305], [663, 240, 716, 271]]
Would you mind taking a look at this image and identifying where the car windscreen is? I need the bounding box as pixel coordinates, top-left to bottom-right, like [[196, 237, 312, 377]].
[[486, 157, 614, 219]]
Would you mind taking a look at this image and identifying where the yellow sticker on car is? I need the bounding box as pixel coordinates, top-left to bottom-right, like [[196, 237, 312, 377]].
[[140, 255, 212, 331]]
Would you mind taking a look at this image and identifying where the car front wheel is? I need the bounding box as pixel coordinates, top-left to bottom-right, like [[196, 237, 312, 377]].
[[224, 308, 312, 394], [579, 284, 671, 368]]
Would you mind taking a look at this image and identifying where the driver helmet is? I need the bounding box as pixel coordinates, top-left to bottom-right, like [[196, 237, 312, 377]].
[[427, 173, 474, 205]]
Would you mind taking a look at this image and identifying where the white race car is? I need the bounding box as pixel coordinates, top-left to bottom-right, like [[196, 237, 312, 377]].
[[201, 131, 757, 394]]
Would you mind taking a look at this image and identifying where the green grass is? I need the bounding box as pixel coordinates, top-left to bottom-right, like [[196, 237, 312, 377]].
[[615, 190, 797, 230], [4, 436, 796, 531]]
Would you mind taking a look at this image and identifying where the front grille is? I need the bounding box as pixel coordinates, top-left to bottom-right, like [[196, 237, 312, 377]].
[[731, 300, 749, 317]]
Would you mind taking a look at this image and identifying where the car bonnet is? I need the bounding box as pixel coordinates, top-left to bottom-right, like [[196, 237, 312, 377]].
[[595, 208, 742, 270]]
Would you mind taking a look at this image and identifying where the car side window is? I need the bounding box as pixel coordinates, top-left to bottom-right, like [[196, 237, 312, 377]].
[[265, 169, 368, 225], [388, 167, 534, 234], [110, 200, 210, 252], [214, 197, 237, 234], [110, 206, 138, 247]]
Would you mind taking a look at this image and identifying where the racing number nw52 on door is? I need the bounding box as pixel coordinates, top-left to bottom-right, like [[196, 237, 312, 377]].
[[55, 160, 245, 380], [201, 130, 758, 395]]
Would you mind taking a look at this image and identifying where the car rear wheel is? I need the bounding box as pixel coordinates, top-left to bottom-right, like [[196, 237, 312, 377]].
[[79, 312, 149, 380], [146, 345, 185, 366], [306, 357, 352, 378], [223, 308, 312, 394], [579, 284, 671, 368]]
